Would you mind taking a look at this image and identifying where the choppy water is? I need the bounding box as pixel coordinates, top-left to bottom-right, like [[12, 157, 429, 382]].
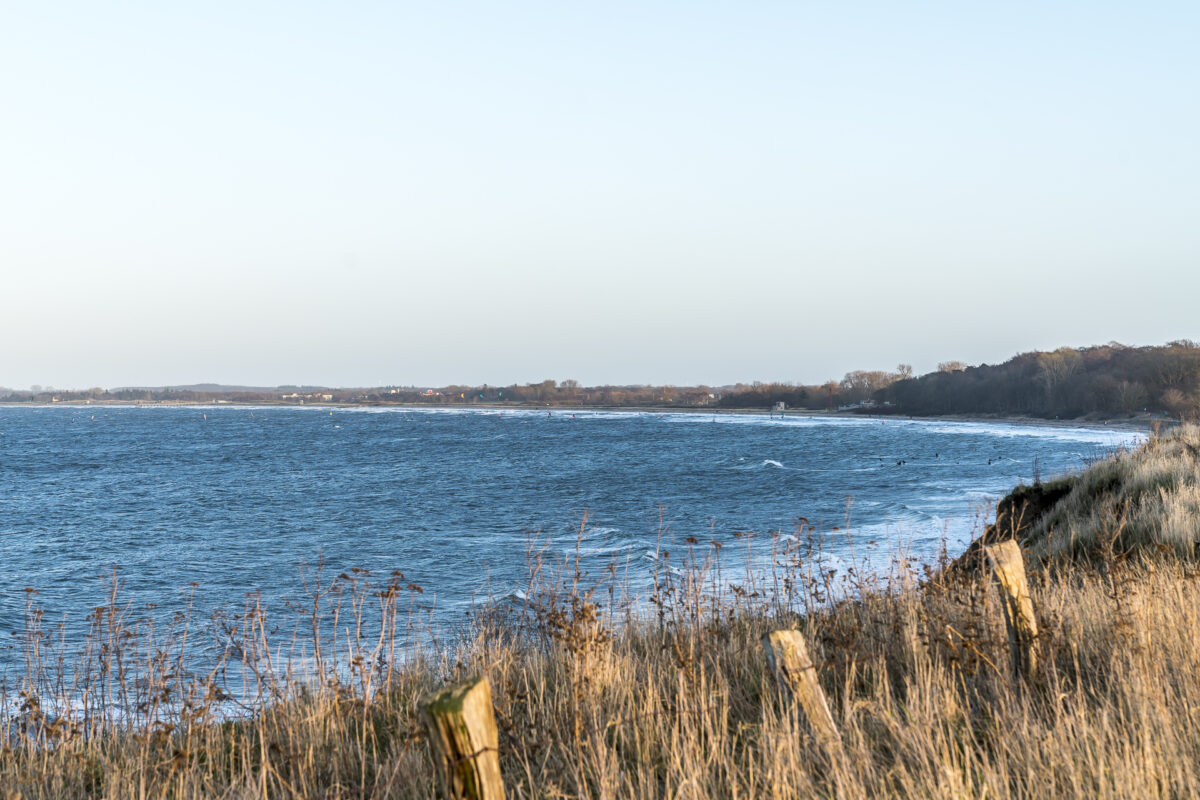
[[0, 406, 1140, 652]]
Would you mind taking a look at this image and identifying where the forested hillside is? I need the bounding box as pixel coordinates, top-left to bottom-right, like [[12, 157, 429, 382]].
[[880, 341, 1200, 419]]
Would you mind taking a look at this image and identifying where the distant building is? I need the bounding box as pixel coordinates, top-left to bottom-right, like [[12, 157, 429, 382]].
[[280, 391, 334, 402]]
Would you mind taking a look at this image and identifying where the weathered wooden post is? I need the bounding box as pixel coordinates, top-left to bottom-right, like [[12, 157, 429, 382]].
[[763, 629, 841, 751], [424, 676, 505, 800], [984, 539, 1038, 680]]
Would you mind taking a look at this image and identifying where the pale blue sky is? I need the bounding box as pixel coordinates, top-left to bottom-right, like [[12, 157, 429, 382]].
[[2, 2, 1197, 388]]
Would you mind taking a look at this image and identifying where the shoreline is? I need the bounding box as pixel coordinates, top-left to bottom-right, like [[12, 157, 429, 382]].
[[0, 400, 1163, 432]]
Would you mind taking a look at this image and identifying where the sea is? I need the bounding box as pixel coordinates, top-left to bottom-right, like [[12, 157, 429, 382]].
[[0, 405, 1141, 660]]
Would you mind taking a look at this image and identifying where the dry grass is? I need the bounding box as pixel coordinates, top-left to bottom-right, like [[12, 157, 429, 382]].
[[4, 430, 1200, 799], [1025, 424, 1200, 558]]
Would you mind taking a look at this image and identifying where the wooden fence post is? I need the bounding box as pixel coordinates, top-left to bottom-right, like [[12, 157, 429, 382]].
[[763, 630, 841, 751], [424, 676, 505, 800], [984, 540, 1038, 680]]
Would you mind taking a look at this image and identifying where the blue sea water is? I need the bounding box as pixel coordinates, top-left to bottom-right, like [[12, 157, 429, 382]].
[[0, 406, 1140, 654]]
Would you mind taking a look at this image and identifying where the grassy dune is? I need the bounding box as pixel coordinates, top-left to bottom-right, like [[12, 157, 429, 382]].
[[1024, 424, 1200, 559], [3, 428, 1200, 799]]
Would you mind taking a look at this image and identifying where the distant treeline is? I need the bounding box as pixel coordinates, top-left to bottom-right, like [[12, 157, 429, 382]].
[[0, 375, 903, 411], [4, 341, 1197, 419], [877, 341, 1200, 420]]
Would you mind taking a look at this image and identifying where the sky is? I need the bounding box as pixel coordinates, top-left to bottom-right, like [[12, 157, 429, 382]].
[[2, 2, 1198, 389]]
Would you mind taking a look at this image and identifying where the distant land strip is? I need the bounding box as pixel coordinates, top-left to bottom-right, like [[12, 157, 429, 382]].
[[4, 340, 1199, 423]]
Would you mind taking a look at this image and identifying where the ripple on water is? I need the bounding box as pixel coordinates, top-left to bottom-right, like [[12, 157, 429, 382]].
[[0, 406, 1142, 656]]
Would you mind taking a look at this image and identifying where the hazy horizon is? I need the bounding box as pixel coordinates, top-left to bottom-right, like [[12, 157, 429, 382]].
[[4, 336, 1196, 394], [3, 3, 1197, 389]]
